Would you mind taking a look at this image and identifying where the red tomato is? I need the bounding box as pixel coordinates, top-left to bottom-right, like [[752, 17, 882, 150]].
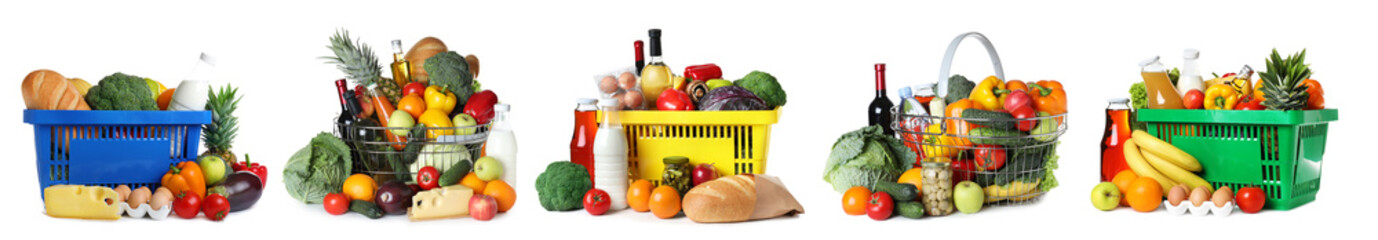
[[402, 82, 427, 97], [1183, 89, 1205, 109], [656, 88, 694, 111], [1009, 106, 1037, 131], [173, 192, 202, 219], [323, 193, 351, 215], [583, 188, 612, 216], [1237, 186, 1267, 213], [866, 192, 894, 221], [417, 166, 439, 190], [951, 160, 977, 183], [202, 193, 231, 221], [974, 145, 1007, 171]]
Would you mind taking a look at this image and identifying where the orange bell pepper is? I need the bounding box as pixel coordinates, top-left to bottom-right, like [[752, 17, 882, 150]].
[[1302, 79, 1324, 110], [162, 161, 206, 198], [1005, 80, 1028, 94], [1029, 80, 1067, 115], [944, 99, 982, 146]]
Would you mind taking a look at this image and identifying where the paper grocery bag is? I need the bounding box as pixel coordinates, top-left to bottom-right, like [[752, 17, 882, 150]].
[[749, 175, 804, 220]]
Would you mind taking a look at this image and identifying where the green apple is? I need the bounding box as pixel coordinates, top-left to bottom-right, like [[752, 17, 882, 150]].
[[473, 156, 502, 181], [197, 155, 228, 185], [953, 181, 984, 214], [388, 110, 414, 136], [452, 113, 478, 135], [1091, 182, 1122, 211]]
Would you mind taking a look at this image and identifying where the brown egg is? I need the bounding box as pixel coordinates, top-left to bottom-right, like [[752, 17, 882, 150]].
[[618, 72, 637, 90], [114, 185, 132, 202], [1167, 185, 1189, 206], [623, 90, 644, 109], [599, 76, 619, 94], [1212, 186, 1233, 208], [1189, 186, 1210, 207], [128, 187, 152, 207], [150, 187, 174, 211]]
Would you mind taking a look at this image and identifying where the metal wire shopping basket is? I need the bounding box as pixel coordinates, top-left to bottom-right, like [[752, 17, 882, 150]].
[[335, 122, 491, 183]]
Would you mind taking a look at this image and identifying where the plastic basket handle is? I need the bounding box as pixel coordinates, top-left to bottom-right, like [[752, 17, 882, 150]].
[[937, 32, 1005, 98]]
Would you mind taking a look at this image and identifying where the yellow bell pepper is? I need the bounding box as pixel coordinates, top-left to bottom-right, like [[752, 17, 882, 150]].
[[968, 76, 1006, 110], [921, 124, 961, 159], [424, 86, 457, 115], [419, 109, 453, 139], [1204, 84, 1239, 110]]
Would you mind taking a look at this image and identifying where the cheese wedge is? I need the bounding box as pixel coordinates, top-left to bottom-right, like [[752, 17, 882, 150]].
[[408, 185, 474, 221], [44, 185, 122, 220]]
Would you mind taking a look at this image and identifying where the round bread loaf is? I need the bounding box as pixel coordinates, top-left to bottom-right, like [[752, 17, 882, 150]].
[[683, 174, 756, 223]]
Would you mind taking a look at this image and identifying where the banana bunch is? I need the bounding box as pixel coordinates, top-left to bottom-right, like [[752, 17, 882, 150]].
[[984, 179, 1040, 203], [1123, 130, 1212, 192]]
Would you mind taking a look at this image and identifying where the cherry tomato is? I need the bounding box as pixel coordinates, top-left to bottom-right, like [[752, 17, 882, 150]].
[[323, 193, 351, 215], [202, 193, 231, 221], [974, 145, 1007, 171], [866, 191, 894, 221], [173, 192, 202, 219], [417, 166, 440, 190], [1237, 186, 1267, 213], [583, 188, 611, 216]]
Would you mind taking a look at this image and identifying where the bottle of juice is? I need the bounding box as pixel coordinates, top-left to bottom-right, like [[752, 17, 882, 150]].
[[570, 98, 599, 184], [1140, 56, 1184, 109], [1101, 98, 1133, 181]]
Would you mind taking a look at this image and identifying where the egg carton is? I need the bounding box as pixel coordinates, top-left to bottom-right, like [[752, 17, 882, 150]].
[[1164, 200, 1234, 217], [119, 202, 172, 220]]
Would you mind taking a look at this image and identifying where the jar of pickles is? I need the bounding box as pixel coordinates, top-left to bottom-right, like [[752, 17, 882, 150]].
[[661, 156, 693, 195], [921, 161, 954, 216]]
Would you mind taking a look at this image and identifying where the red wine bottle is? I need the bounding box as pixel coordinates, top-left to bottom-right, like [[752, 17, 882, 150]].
[[868, 64, 895, 135]]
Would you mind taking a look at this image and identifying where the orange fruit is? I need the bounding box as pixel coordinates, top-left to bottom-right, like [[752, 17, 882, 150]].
[[649, 185, 681, 219], [398, 94, 427, 119], [483, 180, 516, 212], [1125, 177, 1163, 212], [627, 179, 654, 212], [157, 88, 176, 110], [897, 168, 924, 198], [842, 186, 871, 215], [342, 174, 377, 202], [1111, 170, 1138, 206], [460, 172, 487, 194]]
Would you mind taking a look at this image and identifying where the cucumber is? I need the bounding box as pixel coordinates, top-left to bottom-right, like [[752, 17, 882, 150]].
[[962, 109, 1016, 130], [438, 159, 473, 186], [350, 200, 385, 219], [873, 181, 919, 202], [895, 201, 925, 219], [968, 127, 1033, 146]]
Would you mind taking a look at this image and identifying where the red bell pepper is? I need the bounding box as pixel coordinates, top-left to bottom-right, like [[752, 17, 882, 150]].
[[656, 88, 694, 111], [232, 154, 268, 186], [684, 64, 722, 82]]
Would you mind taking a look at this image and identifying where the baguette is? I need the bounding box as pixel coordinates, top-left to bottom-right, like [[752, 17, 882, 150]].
[[683, 175, 755, 223], [22, 69, 90, 110], [404, 37, 448, 84]]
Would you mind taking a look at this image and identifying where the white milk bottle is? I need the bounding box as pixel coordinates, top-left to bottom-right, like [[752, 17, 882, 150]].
[[593, 98, 629, 210], [485, 104, 518, 186]]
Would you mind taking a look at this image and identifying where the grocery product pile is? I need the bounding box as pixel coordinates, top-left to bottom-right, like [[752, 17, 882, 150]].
[[283, 30, 516, 221]]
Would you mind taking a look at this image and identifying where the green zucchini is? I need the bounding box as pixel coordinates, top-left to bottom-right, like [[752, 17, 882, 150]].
[[873, 181, 919, 202], [895, 201, 925, 219], [438, 159, 473, 186], [968, 127, 1033, 146], [350, 200, 385, 219], [961, 109, 1016, 130]]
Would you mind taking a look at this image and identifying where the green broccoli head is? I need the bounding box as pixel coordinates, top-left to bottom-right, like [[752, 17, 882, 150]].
[[423, 51, 474, 105], [733, 71, 786, 108], [535, 161, 592, 211], [85, 72, 157, 110]]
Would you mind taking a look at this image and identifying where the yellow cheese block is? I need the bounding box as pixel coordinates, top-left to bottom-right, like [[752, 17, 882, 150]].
[[408, 185, 474, 221], [44, 185, 122, 220]]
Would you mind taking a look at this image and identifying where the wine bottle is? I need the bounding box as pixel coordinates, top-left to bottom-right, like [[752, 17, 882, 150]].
[[869, 64, 895, 135]]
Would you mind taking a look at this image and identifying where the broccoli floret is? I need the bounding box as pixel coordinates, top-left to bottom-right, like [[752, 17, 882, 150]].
[[535, 161, 592, 211], [944, 74, 975, 104], [85, 72, 157, 110], [423, 51, 474, 105], [733, 71, 787, 108]]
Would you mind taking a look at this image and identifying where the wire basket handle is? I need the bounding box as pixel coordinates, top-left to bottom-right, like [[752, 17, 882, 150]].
[[937, 32, 1005, 99]]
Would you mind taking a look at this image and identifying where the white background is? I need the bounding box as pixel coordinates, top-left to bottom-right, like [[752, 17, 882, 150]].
[[2, 0, 1374, 238]]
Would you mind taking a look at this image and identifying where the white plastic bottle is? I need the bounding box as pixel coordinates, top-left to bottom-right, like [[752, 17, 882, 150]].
[[485, 104, 519, 187], [169, 53, 215, 111], [1177, 49, 1205, 96], [592, 98, 629, 210]]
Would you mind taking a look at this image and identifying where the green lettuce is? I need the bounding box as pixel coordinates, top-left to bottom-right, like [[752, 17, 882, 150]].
[[823, 125, 916, 192]]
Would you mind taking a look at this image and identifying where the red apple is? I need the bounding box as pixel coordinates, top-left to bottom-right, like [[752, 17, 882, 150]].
[[470, 194, 497, 221], [692, 163, 719, 186]]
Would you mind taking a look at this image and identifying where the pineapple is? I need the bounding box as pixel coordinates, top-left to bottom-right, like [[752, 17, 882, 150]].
[[323, 29, 400, 103], [1258, 49, 1312, 111], [202, 84, 241, 163]]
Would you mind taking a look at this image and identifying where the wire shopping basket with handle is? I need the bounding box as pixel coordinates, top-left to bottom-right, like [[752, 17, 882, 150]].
[[335, 122, 491, 183]]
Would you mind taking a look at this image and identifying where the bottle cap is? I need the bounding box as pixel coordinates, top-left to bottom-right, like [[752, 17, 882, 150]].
[[1108, 98, 1130, 103], [1184, 49, 1200, 59], [494, 103, 510, 112], [663, 156, 689, 165], [600, 98, 620, 107], [577, 98, 597, 105], [392, 40, 403, 51], [899, 86, 912, 98], [199, 53, 217, 66], [1139, 56, 1161, 68], [648, 29, 661, 38]]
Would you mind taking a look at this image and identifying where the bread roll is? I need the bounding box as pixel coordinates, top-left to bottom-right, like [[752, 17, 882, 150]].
[[683, 175, 756, 223], [22, 69, 90, 110], [404, 37, 448, 84]]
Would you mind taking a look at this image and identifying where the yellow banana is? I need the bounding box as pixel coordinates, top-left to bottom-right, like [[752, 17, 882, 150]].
[[1132, 130, 1202, 172], [1124, 140, 1177, 190], [984, 179, 1040, 203], [1142, 150, 1213, 192]]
